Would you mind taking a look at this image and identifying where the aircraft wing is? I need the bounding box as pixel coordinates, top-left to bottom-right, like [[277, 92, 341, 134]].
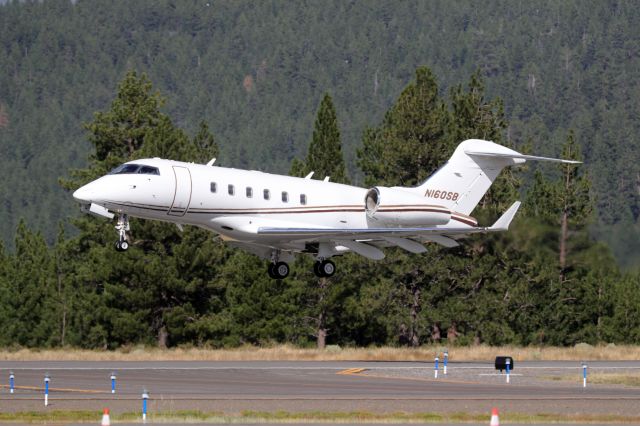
[[258, 201, 521, 240]]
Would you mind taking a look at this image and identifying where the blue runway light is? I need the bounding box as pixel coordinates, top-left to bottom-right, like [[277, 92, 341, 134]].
[[44, 375, 50, 407], [142, 389, 149, 422], [111, 373, 117, 394]]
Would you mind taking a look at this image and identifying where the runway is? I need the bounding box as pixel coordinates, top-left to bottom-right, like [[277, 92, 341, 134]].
[[1, 361, 640, 418]]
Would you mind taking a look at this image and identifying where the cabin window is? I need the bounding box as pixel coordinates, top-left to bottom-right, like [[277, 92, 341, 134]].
[[210, 182, 217, 193], [228, 184, 235, 195], [109, 164, 141, 174], [138, 166, 160, 175], [263, 189, 270, 200], [300, 194, 307, 205], [246, 187, 253, 198], [282, 191, 289, 203]]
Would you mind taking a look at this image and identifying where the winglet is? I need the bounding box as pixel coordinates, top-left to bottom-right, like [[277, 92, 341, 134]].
[[490, 201, 521, 231]]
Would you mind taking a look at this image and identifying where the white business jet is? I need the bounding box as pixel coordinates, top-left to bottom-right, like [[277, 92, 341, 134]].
[[73, 139, 578, 279]]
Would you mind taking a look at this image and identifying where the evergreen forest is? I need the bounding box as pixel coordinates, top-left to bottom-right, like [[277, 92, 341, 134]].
[[1, 0, 640, 349]]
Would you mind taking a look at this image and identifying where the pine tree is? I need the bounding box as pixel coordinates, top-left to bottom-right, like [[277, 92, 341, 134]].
[[290, 93, 349, 184], [62, 71, 165, 190], [524, 131, 592, 280], [557, 132, 592, 279], [357, 67, 521, 346], [289, 93, 351, 349], [61, 71, 222, 348], [358, 67, 449, 187]]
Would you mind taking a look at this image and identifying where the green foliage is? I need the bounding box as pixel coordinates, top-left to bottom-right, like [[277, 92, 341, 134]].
[[291, 94, 349, 184], [359, 67, 449, 187], [288, 93, 353, 347], [0, 53, 637, 349], [1, 1, 639, 267]]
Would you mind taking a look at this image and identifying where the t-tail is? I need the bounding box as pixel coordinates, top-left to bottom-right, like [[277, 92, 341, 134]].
[[405, 139, 580, 215]]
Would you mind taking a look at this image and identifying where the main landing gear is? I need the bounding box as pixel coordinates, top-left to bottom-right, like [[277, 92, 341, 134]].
[[267, 250, 290, 279], [114, 214, 130, 252], [264, 251, 337, 280], [313, 259, 336, 278], [268, 262, 290, 279]]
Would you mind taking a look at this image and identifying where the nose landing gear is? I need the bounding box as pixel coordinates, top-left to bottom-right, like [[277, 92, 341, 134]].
[[114, 214, 130, 252]]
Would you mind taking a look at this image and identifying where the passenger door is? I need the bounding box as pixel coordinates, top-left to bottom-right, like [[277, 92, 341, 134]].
[[168, 166, 192, 216]]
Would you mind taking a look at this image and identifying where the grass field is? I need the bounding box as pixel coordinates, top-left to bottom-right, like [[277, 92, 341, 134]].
[[0, 344, 637, 362]]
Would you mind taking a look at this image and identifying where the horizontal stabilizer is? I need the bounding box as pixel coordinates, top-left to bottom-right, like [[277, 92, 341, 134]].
[[490, 201, 521, 231], [465, 150, 581, 164]]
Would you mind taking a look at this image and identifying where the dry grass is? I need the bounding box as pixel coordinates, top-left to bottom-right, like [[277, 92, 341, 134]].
[[1, 409, 640, 424], [545, 371, 640, 387], [1, 344, 639, 362]]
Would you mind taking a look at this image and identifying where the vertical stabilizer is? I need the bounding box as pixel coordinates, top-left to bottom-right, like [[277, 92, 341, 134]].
[[402, 139, 524, 215], [401, 139, 579, 215]]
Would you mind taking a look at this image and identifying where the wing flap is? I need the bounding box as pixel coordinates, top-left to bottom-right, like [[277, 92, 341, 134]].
[[257, 201, 521, 240]]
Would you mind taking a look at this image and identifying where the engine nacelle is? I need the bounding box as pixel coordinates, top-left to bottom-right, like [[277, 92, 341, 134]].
[[365, 187, 451, 226]]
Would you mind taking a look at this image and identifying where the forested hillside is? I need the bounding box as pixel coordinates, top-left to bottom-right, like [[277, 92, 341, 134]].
[[2, 68, 637, 349], [1, 0, 640, 265]]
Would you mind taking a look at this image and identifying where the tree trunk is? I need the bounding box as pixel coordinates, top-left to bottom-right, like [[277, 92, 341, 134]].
[[559, 209, 568, 282], [158, 326, 168, 349], [316, 277, 328, 349], [431, 323, 441, 343], [447, 323, 459, 344], [409, 284, 420, 347], [56, 256, 66, 346], [597, 285, 603, 341], [61, 303, 67, 347], [317, 326, 327, 350]]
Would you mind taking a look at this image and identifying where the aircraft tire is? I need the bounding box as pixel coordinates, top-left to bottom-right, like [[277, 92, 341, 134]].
[[120, 240, 129, 251], [313, 261, 325, 278], [274, 261, 289, 279], [320, 260, 336, 277], [267, 263, 277, 279], [115, 241, 122, 252]]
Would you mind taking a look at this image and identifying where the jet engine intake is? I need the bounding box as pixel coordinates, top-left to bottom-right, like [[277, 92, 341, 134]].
[[364, 187, 451, 227]]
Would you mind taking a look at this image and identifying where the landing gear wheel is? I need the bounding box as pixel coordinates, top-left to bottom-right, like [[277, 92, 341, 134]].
[[267, 263, 277, 279], [313, 260, 336, 278], [274, 261, 289, 279], [268, 262, 289, 279], [313, 261, 323, 277], [320, 260, 336, 277], [115, 241, 122, 252], [119, 240, 129, 251]]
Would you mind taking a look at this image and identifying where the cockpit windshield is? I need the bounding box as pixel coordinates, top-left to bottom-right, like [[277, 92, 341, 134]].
[[109, 164, 160, 175]]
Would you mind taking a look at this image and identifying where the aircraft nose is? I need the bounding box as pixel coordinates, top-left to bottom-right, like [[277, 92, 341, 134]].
[[73, 184, 94, 204]]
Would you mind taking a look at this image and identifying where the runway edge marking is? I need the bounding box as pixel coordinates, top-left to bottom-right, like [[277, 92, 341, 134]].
[[0, 384, 107, 394], [336, 368, 367, 375]]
